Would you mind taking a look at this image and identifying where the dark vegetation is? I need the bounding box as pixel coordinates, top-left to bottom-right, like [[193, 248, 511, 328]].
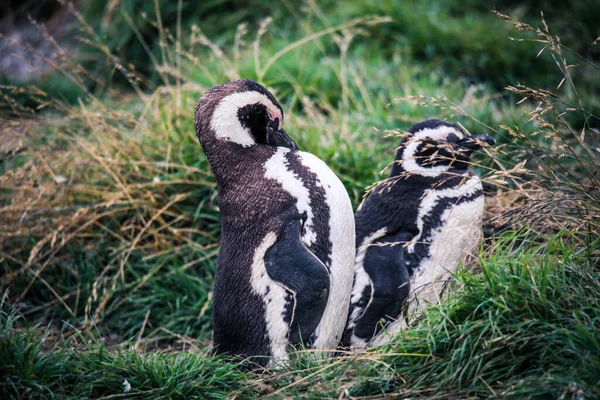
[[0, 0, 599, 398]]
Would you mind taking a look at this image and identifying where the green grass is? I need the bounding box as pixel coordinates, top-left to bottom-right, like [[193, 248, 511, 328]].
[[2, 232, 598, 398], [1, 304, 248, 399], [1, 2, 599, 399]]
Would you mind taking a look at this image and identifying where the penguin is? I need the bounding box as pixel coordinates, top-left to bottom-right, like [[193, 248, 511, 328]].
[[342, 119, 494, 348], [194, 79, 355, 367]]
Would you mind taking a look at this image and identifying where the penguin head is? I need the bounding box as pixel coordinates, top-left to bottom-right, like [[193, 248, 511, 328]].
[[194, 79, 298, 150], [393, 119, 495, 176]]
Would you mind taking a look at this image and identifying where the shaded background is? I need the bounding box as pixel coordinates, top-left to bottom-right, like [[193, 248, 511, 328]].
[[1, 0, 599, 107]]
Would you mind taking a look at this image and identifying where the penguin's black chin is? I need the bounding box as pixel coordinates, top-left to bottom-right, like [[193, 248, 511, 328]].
[[450, 150, 474, 169], [456, 135, 495, 151], [447, 135, 494, 169], [267, 120, 299, 150]]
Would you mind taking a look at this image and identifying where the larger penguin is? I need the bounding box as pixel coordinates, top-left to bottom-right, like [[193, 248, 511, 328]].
[[343, 119, 494, 347], [194, 80, 355, 367]]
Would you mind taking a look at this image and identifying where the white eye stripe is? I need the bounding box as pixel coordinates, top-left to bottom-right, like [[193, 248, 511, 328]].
[[401, 140, 449, 177], [413, 126, 464, 141], [210, 91, 282, 146], [400, 126, 465, 177]]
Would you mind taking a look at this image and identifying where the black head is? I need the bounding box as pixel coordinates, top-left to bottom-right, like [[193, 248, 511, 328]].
[[194, 79, 298, 150], [392, 119, 495, 176]]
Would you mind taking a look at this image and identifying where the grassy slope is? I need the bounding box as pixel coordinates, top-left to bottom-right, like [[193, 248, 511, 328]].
[[2, 233, 599, 398], [1, 2, 599, 399]]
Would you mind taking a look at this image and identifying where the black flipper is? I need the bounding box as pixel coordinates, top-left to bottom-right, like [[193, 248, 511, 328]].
[[264, 218, 330, 345], [352, 231, 412, 342]]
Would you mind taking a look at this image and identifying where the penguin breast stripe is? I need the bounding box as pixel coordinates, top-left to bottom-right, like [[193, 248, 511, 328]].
[[407, 175, 482, 254], [250, 231, 290, 363], [348, 227, 388, 328], [264, 147, 317, 246]]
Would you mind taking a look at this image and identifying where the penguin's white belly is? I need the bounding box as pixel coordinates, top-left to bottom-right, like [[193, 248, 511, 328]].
[[410, 194, 484, 306], [297, 151, 355, 350], [409, 176, 484, 308]]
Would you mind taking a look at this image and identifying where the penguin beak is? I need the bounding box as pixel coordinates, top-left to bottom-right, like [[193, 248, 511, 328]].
[[267, 119, 299, 150], [456, 135, 495, 151]]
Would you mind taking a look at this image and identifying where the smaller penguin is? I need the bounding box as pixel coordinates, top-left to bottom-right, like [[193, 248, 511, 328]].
[[343, 119, 494, 348]]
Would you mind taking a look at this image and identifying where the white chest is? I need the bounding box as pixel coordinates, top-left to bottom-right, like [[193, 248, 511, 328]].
[[425, 194, 484, 268], [409, 176, 484, 282]]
